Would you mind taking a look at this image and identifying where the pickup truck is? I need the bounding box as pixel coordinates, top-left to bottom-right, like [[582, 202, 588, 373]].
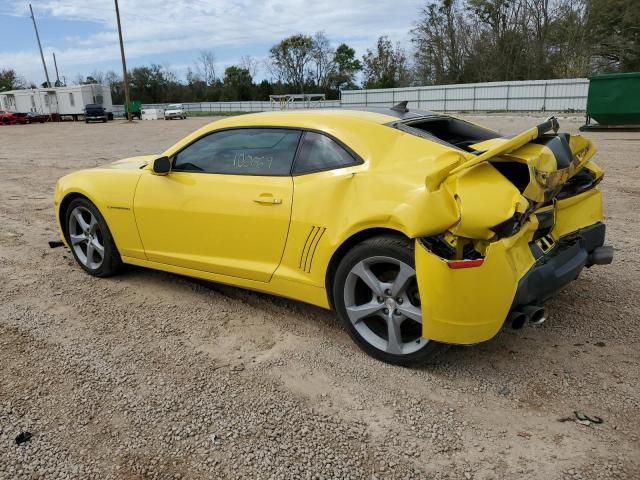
[[84, 104, 108, 123]]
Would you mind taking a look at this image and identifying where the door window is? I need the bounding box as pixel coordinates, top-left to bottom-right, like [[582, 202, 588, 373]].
[[293, 131, 359, 174], [173, 128, 302, 176]]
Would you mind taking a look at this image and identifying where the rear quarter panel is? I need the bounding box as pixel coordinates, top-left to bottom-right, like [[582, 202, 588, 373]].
[[273, 122, 463, 289]]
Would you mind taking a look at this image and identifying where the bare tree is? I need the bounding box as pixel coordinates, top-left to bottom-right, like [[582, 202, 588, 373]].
[[310, 32, 336, 90], [362, 36, 411, 88], [239, 55, 259, 78], [196, 50, 217, 85]]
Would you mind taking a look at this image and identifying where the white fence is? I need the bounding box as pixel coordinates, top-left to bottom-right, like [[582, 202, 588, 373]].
[[112, 78, 589, 116], [112, 99, 340, 117], [340, 79, 589, 112]]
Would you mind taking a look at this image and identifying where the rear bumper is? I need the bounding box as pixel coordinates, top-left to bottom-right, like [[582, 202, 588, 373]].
[[512, 223, 608, 309], [415, 220, 612, 345]]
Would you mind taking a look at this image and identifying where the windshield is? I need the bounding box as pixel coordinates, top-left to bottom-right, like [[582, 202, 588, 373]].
[[167, 104, 182, 110]]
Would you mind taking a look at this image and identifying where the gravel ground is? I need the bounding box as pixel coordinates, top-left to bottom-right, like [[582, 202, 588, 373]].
[[0, 115, 638, 480]]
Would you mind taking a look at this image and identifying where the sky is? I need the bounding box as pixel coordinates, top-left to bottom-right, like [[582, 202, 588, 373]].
[[0, 0, 424, 86]]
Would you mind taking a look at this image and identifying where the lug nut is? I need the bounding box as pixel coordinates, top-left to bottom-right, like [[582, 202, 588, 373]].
[[384, 289, 391, 296], [394, 309, 400, 315], [396, 297, 403, 304], [383, 308, 389, 314], [377, 296, 383, 303]]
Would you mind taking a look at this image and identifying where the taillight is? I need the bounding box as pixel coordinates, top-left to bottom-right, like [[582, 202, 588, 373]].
[[447, 259, 485, 269]]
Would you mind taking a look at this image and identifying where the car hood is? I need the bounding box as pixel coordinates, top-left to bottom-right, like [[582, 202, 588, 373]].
[[165, 109, 182, 113], [99, 155, 158, 170]]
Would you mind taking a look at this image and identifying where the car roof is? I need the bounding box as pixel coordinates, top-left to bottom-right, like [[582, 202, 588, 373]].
[[342, 105, 440, 122], [163, 105, 448, 159], [210, 106, 441, 128]]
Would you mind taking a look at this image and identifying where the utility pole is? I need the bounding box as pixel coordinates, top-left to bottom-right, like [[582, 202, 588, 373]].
[[52, 52, 60, 85], [29, 4, 51, 88], [114, 0, 132, 122]]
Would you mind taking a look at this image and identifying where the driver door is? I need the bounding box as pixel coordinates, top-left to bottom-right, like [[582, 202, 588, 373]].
[[133, 128, 301, 282]]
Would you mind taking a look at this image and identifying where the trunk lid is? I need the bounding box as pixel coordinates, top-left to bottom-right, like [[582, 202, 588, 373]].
[[422, 117, 601, 243]]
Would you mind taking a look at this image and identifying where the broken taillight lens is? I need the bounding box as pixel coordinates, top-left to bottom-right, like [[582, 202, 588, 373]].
[[447, 259, 485, 269]]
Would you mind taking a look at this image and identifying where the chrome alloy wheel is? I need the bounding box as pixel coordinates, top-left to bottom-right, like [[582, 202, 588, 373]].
[[68, 206, 105, 270], [343, 256, 427, 355]]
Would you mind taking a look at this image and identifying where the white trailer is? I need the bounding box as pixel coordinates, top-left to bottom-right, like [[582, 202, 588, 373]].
[[0, 84, 113, 120]]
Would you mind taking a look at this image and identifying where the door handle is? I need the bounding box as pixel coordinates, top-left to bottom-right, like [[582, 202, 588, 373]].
[[253, 195, 282, 205]]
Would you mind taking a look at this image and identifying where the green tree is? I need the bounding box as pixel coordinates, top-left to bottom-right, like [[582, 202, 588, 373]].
[[222, 66, 253, 101], [330, 43, 362, 90], [268, 34, 315, 92], [255, 79, 274, 100], [411, 0, 469, 85], [586, 0, 640, 72], [0, 69, 25, 91], [362, 37, 410, 88]]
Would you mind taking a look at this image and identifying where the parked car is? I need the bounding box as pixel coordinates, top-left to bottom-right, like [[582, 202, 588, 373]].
[[164, 104, 186, 120], [26, 112, 48, 124], [84, 104, 108, 123], [0, 110, 28, 125], [53, 106, 613, 364]]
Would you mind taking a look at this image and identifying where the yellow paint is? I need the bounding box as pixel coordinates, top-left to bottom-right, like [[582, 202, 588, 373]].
[[53, 110, 606, 346], [416, 226, 533, 345], [133, 172, 293, 282]]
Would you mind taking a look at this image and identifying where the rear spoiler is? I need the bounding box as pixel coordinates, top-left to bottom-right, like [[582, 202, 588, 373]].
[[449, 116, 560, 175], [426, 117, 561, 191]]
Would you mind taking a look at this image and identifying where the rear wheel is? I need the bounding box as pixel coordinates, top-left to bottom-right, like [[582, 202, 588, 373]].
[[333, 235, 445, 365], [64, 198, 122, 277]]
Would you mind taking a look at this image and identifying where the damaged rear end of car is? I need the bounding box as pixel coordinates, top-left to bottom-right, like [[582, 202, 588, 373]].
[[398, 115, 613, 345]]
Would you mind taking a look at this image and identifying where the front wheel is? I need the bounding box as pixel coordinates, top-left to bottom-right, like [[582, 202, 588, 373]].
[[333, 235, 445, 365], [64, 198, 122, 277]]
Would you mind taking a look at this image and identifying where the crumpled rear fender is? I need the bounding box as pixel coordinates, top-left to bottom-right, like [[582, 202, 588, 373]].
[[414, 222, 536, 345]]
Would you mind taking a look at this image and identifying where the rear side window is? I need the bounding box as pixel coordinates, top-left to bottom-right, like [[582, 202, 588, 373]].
[[293, 132, 358, 174], [173, 128, 302, 176]]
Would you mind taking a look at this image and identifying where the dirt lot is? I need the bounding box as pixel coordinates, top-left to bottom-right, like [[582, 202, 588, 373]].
[[0, 115, 638, 480]]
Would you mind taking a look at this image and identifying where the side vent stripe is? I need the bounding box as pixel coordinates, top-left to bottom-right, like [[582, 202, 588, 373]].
[[298, 226, 327, 273], [302, 227, 321, 272], [299, 226, 317, 269], [305, 227, 326, 273]]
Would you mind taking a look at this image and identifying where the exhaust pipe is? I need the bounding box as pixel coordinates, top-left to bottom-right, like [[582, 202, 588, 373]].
[[508, 310, 528, 330], [521, 305, 546, 326], [588, 246, 613, 266], [509, 305, 546, 329]]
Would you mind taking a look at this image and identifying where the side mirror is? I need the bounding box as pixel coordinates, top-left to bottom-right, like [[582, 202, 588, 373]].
[[152, 156, 171, 175]]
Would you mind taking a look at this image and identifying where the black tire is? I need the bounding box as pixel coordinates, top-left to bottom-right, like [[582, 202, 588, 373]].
[[64, 197, 122, 277], [333, 235, 446, 365]]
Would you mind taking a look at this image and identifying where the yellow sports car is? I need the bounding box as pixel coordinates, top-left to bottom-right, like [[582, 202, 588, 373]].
[[54, 105, 613, 364]]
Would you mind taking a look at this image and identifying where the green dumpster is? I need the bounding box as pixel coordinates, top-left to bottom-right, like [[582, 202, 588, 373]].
[[581, 72, 640, 130], [124, 100, 142, 120]]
